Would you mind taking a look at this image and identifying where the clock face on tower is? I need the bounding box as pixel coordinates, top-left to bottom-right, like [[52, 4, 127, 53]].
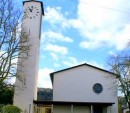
[[24, 5, 40, 19]]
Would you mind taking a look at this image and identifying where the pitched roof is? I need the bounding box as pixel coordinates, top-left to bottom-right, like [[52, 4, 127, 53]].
[[50, 63, 116, 84]]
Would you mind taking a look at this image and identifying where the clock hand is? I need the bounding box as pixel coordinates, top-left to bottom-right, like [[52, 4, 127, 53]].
[[29, 8, 32, 12], [30, 6, 33, 12]]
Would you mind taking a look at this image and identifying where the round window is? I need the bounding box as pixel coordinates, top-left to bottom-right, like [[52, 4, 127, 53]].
[[93, 83, 103, 94]]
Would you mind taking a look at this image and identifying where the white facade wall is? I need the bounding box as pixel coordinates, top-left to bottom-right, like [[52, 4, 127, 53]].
[[53, 105, 71, 113], [73, 106, 90, 113], [53, 105, 90, 113], [13, 2, 43, 113], [53, 65, 118, 113]]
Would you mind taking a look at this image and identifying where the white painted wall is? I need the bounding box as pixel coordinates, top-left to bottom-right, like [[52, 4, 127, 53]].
[[53, 65, 118, 113], [53, 105, 71, 113], [73, 106, 90, 113], [53, 105, 90, 113], [13, 1, 43, 113]]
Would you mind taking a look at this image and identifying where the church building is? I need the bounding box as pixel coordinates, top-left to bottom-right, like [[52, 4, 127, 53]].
[[13, 1, 118, 113], [34, 63, 118, 113]]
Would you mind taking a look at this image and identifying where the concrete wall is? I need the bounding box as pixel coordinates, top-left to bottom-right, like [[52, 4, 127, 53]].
[[53, 105, 71, 113], [73, 106, 90, 113], [13, 1, 42, 113], [53, 105, 90, 113]]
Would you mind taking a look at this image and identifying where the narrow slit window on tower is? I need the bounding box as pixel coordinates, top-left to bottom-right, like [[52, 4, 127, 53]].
[[29, 29, 30, 35]]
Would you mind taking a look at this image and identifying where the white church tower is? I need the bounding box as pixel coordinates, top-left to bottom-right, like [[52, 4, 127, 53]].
[[13, 1, 44, 113]]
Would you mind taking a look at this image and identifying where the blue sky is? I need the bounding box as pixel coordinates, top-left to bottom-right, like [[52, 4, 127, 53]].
[[20, 0, 130, 88]]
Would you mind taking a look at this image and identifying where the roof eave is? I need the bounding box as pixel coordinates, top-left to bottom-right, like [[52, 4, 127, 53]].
[[33, 100, 115, 106]]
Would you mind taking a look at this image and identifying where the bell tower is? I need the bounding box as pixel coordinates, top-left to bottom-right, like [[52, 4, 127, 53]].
[[13, 1, 44, 113]]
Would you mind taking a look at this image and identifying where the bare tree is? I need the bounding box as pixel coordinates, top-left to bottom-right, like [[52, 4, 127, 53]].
[[108, 49, 130, 111], [0, 0, 29, 91]]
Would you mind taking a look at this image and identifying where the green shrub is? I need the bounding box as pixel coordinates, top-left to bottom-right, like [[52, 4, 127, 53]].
[[2, 105, 22, 113], [0, 104, 4, 113], [0, 88, 14, 104]]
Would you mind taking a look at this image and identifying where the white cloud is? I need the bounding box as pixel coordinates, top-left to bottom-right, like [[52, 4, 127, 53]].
[[108, 51, 117, 56], [43, 6, 71, 29], [43, 1, 130, 51], [68, 19, 84, 29], [54, 63, 60, 67], [6, 77, 16, 85], [114, 24, 130, 50], [62, 56, 85, 67], [67, 0, 130, 50], [41, 30, 73, 43], [38, 68, 54, 88], [44, 6, 70, 29], [44, 7, 65, 24], [0, 51, 6, 56], [78, 0, 130, 27], [87, 60, 104, 69], [50, 52, 59, 61], [62, 56, 105, 69], [78, 23, 130, 50], [44, 44, 68, 55], [80, 41, 101, 50], [75, 0, 130, 50]]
